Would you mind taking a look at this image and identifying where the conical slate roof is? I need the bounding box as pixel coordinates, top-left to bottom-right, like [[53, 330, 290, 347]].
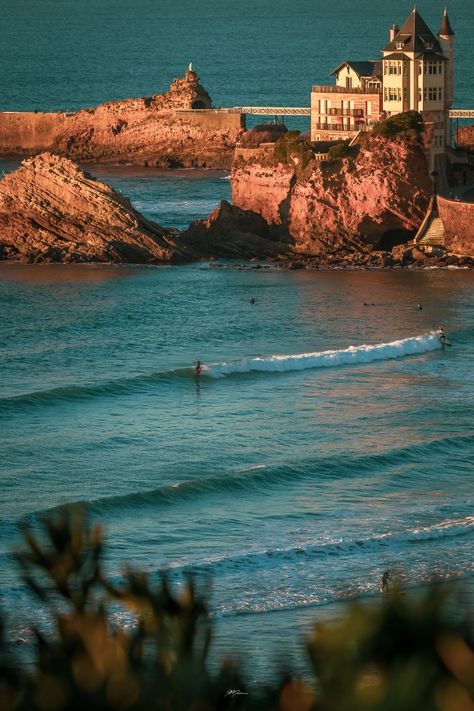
[[383, 8, 442, 54], [439, 8, 454, 36]]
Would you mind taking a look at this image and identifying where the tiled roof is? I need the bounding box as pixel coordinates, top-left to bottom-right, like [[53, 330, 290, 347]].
[[331, 60, 380, 78], [382, 9, 442, 54]]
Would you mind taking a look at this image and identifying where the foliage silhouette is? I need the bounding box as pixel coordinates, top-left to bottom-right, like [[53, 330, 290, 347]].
[[0, 510, 472, 710]]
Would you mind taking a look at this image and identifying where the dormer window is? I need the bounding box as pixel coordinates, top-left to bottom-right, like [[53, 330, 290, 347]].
[[396, 41, 404, 49], [425, 42, 434, 50]]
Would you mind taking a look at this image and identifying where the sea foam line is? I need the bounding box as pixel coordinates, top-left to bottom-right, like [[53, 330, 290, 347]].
[[154, 516, 474, 579], [203, 331, 442, 378], [0, 331, 441, 411]]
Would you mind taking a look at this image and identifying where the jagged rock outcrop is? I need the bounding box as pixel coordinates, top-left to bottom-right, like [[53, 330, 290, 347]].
[[0, 71, 243, 168], [0, 153, 187, 263], [232, 131, 432, 255], [0, 155, 289, 264], [177, 200, 290, 259]]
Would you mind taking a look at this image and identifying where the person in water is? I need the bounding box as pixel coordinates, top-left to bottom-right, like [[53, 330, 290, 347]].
[[438, 327, 447, 350], [249, 296, 255, 304], [194, 360, 202, 377], [381, 569, 392, 593], [417, 303, 423, 311]]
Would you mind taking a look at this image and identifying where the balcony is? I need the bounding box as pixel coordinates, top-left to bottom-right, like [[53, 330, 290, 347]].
[[313, 123, 355, 132], [327, 107, 364, 117], [312, 85, 382, 95]]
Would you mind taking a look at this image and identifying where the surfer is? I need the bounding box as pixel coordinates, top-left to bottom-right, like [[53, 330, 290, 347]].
[[194, 360, 202, 377], [381, 569, 391, 593], [249, 296, 255, 304], [438, 327, 447, 350]]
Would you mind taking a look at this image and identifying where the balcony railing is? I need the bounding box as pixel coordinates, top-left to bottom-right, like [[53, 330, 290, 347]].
[[313, 123, 355, 131], [327, 107, 364, 117], [312, 85, 382, 95]]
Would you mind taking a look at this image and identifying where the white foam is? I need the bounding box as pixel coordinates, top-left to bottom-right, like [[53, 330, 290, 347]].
[[203, 331, 442, 378]]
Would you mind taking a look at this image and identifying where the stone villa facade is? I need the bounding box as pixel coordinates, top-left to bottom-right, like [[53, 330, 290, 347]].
[[311, 8, 455, 160]]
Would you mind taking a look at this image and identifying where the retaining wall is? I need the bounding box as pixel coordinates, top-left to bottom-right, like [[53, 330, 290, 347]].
[[0, 112, 72, 153], [438, 194, 474, 255]]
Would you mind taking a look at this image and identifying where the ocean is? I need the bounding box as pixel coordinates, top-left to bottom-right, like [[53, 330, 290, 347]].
[[1, 0, 473, 683]]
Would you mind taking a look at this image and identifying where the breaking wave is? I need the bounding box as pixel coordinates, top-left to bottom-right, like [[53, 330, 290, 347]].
[[203, 331, 442, 378], [0, 332, 442, 412]]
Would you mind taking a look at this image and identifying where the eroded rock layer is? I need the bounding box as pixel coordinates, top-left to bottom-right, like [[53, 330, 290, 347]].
[[0, 153, 186, 263]]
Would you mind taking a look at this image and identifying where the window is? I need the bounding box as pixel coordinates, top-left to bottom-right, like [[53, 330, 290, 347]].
[[346, 76, 352, 88], [385, 87, 401, 102], [396, 41, 404, 49]]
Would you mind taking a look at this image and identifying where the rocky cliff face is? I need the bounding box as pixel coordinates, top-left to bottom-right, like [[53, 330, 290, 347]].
[[231, 131, 432, 254], [0, 154, 187, 263], [0, 154, 289, 264], [0, 71, 243, 168]]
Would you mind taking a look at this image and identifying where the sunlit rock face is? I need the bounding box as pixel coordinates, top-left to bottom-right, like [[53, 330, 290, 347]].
[[0, 153, 186, 263], [231, 131, 432, 255]]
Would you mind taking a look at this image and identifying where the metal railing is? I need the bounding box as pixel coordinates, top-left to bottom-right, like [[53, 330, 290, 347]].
[[312, 85, 382, 95], [312, 123, 354, 131], [327, 107, 364, 117]]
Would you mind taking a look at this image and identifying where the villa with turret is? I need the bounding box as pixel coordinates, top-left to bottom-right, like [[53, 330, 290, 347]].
[[310, 8, 455, 166]]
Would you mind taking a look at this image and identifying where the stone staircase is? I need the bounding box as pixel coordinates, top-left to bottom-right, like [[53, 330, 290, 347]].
[[417, 213, 446, 249]]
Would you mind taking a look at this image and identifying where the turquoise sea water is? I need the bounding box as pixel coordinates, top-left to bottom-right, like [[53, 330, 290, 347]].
[[0, 0, 473, 682]]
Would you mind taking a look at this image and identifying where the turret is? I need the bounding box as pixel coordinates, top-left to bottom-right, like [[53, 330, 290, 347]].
[[438, 8, 455, 107]]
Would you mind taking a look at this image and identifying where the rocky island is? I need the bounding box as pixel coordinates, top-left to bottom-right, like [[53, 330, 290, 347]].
[[0, 70, 243, 169]]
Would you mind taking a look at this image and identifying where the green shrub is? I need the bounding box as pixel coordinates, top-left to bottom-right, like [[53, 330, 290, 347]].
[[327, 141, 352, 161], [373, 110, 424, 138]]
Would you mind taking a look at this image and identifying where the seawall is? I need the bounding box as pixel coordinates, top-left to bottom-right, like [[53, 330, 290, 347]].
[[438, 195, 474, 255]]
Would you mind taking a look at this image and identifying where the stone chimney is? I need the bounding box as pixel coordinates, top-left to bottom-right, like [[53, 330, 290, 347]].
[[390, 24, 399, 41]]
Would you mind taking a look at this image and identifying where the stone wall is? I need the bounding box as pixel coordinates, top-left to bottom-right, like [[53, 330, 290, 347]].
[[0, 112, 72, 152], [438, 195, 474, 256], [174, 110, 244, 131]]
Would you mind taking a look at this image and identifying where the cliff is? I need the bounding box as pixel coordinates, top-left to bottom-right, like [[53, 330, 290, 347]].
[[0, 71, 243, 169], [232, 130, 432, 255], [0, 154, 288, 264]]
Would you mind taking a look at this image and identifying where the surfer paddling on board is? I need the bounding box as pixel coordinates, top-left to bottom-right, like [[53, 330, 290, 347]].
[[194, 360, 202, 377]]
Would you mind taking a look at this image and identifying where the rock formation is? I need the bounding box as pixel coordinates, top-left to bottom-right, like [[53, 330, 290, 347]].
[[0, 71, 243, 169], [177, 200, 290, 259], [0, 154, 289, 264], [232, 130, 432, 255], [0, 153, 186, 263]]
